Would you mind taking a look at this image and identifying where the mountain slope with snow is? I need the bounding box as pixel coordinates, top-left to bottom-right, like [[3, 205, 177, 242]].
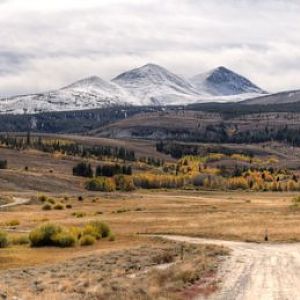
[[112, 63, 203, 105], [0, 76, 134, 114], [191, 66, 267, 96], [0, 64, 268, 114]]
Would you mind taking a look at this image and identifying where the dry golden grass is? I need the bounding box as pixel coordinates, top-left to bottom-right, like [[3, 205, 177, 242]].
[[1, 189, 300, 271], [0, 238, 228, 300]]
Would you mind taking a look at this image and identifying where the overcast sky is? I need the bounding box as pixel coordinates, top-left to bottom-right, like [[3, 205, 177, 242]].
[[0, 0, 300, 96]]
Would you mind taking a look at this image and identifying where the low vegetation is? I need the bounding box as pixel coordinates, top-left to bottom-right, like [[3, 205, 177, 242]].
[[28, 221, 113, 248], [0, 230, 8, 248]]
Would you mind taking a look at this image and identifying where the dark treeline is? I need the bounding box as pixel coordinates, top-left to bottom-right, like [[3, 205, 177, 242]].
[[2, 102, 300, 134], [187, 101, 300, 118], [96, 164, 132, 177], [155, 124, 300, 154], [0, 159, 7, 169], [156, 141, 268, 159], [0, 106, 165, 133], [0, 134, 136, 161], [73, 161, 132, 178]]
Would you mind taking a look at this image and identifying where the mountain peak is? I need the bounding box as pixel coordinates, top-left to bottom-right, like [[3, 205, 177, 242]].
[[191, 67, 266, 96], [112, 63, 199, 105], [62, 75, 107, 89], [112, 63, 174, 83]]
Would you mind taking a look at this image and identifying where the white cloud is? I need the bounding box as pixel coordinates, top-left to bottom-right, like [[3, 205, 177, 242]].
[[0, 0, 300, 95]]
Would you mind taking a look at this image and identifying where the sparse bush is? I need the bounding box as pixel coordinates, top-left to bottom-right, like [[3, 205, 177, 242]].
[[69, 226, 82, 239], [72, 211, 86, 218], [0, 230, 8, 248], [5, 219, 20, 227], [39, 195, 47, 202], [11, 235, 30, 245], [47, 198, 55, 205], [42, 203, 52, 211], [66, 204, 72, 209], [89, 221, 111, 238], [80, 234, 96, 246], [53, 203, 64, 210], [29, 223, 62, 247], [82, 221, 111, 239], [52, 231, 76, 248], [78, 196, 84, 201], [82, 224, 99, 238], [116, 208, 128, 214], [152, 251, 175, 264]]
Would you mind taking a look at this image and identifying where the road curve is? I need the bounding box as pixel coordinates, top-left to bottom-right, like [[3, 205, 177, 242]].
[[161, 235, 300, 300], [0, 197, 30, 209]]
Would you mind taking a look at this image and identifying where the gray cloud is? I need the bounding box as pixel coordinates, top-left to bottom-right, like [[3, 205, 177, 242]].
[[0, 0, 300, 96]]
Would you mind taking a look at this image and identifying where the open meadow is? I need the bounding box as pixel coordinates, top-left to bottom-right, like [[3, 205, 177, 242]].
[[1, 137, 300, 299]]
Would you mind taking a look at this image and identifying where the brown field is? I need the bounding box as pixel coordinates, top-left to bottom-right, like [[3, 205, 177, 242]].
[[1, 142, 300, 299], [1, 190, 300, 268]]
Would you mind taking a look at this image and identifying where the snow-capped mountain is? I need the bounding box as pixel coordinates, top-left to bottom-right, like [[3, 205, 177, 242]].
[[191, 66, 267, 96], [0, 64, 267, 114], [0, 76, 134, 115], [112, 63, 202, 105]]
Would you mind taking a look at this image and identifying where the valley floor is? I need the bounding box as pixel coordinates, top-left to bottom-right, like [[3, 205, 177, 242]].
[[2, 143, 300, 299]]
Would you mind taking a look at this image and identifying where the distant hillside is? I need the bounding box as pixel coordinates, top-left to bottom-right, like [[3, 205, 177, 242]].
[[242, 89, 300, 105]]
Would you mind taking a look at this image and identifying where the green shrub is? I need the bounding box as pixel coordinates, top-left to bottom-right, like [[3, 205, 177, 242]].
[[69, 226, 82, 239], [80, 234, 96, 246], [82, 224, 99, 238], [85, 177, 116, 192], [72, 211, 86, 218], [42, 203, 52, 211], [52, 231, 76, 248], [39, 195, 47, 202], [29, 223, 62, 247], [88, 221, 111, 239], [0, 230, 8, 248], [47, 198, 55, 205], [53, 203, 64, 210]]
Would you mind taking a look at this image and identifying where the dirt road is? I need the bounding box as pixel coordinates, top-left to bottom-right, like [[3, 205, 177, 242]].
[[162, 235, 300, 300]]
